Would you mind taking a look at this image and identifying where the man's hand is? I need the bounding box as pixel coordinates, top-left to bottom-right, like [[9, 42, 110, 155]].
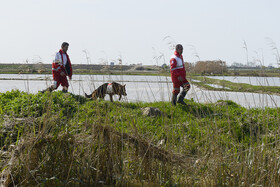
[[178, 76, 183, 82], [60, 72, 65, 76]]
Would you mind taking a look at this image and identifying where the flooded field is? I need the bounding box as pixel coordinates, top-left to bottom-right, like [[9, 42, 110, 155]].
[[206, 76, 280, 86], [0, 74, 279, 108]]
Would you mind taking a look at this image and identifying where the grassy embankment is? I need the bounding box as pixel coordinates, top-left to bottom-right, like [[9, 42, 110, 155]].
[[190, 76, 280, 96], [0, 63, 279, 76], [226, 69, 280, 77], [0, 90, 280, 186], [0, 63, 164, 76]]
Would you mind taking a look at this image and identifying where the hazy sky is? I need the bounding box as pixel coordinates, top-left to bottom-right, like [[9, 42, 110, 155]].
[[0, 0, 279, 66]]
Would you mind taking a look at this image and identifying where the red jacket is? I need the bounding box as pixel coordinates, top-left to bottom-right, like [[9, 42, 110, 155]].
[[52, 50, 72, 79], [59, 49, 72, 78], [170, 51, 186, 81], [52, 62, 64, 79]]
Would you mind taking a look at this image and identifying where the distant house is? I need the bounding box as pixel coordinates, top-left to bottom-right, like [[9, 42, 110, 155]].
[[110, 62, 114, 66]]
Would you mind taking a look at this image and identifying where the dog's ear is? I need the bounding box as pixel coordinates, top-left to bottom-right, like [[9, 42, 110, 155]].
[[123, 84, 126, 87]]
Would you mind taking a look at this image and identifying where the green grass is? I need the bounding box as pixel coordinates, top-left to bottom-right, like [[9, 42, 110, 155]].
[[191, 76, 280, 95], [0, 90, 280, 186]]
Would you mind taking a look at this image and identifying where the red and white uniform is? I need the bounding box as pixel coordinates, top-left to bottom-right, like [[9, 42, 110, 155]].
[[170, 51, 190, 94], [52, 49, 72, 89]]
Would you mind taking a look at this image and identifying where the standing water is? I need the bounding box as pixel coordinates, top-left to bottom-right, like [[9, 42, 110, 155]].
[[0, 74, 279, 108]]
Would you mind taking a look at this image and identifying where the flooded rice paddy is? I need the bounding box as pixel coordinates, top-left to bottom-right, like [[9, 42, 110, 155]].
[[0, 74, 279, 108]]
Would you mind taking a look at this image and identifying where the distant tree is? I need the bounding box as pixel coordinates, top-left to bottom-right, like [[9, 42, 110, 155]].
[[231, 62, 245, 67], [194, 60, 227, 74], [184, 62, 194, 72], [247, 61, 256, 67]]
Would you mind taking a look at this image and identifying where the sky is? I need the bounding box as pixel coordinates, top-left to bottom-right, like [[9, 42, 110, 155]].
[[0, 0, 280, 66]]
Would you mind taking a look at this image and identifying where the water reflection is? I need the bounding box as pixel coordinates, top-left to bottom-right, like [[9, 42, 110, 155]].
[[205, 84, 230, 90]]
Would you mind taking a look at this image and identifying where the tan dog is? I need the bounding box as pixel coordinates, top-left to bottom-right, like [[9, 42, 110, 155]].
[[85, 82, 127, 102]]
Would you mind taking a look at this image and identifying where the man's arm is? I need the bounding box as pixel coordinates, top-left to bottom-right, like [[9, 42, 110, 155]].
[[54, 52, 66, 76], [54, 52, 62, 64], [170, 58, 177, 69], [170, 58, 180, 77]]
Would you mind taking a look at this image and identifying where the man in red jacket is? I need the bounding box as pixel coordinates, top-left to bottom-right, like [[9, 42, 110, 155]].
[[40, 42, 72, 93], [170, 44, 190, 105]]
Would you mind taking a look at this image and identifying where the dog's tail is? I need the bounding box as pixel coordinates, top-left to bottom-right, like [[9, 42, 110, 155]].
[[85, 93, 91, 98]]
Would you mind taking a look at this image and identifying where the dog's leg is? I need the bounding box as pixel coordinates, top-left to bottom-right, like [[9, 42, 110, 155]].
[[85, 92, 93, 98], [109, 94, 114, 102], [119, 94, 122, 101], [101, 94, 106, 100]]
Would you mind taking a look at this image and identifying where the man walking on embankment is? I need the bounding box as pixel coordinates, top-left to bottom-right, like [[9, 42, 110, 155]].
[[170, 44, 190, 106], [40, 42, 72, 93]]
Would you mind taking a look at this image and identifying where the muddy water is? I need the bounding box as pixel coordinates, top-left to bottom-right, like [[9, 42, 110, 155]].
[[0, 74, 279, 108]]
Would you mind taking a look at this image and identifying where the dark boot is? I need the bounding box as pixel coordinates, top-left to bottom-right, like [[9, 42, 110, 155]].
[[62, 89, 68, 93], [177, 91, 187, 105], [171, 93, 178, 106], [39, 87, 53, 93]]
